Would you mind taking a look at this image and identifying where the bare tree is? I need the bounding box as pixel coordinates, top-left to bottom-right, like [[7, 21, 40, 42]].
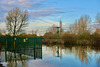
[[47, 24, 57, 34], [31, 29, 38, 34], [69, 15, 91, 35], [6, 7, 28, 36], [69, 20, 78, 35], [96, 13, 100, 24]]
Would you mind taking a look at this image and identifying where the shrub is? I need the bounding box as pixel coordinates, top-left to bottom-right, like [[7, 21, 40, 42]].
[[62, 32, 76, 45]]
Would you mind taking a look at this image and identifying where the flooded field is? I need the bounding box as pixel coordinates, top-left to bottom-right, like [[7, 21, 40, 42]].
[[0, 45, 100, 67]]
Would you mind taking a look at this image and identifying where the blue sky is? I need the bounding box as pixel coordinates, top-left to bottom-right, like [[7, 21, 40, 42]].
[[0, 0, 100, 35]]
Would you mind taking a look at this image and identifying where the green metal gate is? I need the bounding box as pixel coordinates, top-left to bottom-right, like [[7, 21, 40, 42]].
[[0, 36, 42, 60], [0, 37, 42, 49]]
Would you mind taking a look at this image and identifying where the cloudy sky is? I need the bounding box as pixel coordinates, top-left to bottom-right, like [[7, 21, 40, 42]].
[[0, 0, 100, 35]]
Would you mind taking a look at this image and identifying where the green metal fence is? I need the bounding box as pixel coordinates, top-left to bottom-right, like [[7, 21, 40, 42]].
[[0, 36, 42, 61], [0, 37, 42, 50]]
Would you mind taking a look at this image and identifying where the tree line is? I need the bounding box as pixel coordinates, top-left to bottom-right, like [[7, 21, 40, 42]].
[[0, 7, 100, 46], [43, 14, 100, 46]]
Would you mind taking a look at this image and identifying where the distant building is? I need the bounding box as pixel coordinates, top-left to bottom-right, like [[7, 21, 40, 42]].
[[95, 29, 100, 34]]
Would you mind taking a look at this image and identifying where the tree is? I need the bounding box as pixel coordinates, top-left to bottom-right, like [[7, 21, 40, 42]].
[[69, 20, 78, 35], [69, 15, 91, 35], [18, 33, 37, 37], [43, 32, 57, 39], [96, 13, 100, 24], [6, 7, 28, 36], [62, 32, 76, 45], [95, 13, 100, 31], [47, 24, 57, 34], [31, 29, 38, 34]]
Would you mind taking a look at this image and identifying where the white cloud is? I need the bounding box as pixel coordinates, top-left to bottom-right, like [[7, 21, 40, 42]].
[[0, 0, 65, 35], [8, 1, 16, 5], [0, 0, 44, 9], [0, 17, 2, 20], [25, 19, 67, 35], [41, 19, 67, 27], [0, 22, 6, 30], [0, 0, 64, 22], [29, 8, 64, 17], [58, 16, 61, 18], [18, 0, 27, 2], [0, 19, 67, 35], [18, 1, 42, 8]]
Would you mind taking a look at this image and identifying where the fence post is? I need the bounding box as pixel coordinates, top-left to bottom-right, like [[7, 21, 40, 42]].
[[5, 36, 7, 62], [34, 37, 36, 59], [41, 37, 42, 59]]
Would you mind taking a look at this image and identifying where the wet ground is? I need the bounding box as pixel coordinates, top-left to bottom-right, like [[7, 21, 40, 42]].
[[0, 45, 100, 67]]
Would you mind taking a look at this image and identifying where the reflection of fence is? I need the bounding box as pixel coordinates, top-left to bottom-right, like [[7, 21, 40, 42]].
[[0, 37, 42, 61]]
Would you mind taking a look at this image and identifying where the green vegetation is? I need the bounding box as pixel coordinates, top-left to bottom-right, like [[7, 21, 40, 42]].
[[0, 7, 100, 46], [18, 33, 37, 37], [43, 15, 100, 46], [43, 31, 100, 46], [61, 32, 76, 45]]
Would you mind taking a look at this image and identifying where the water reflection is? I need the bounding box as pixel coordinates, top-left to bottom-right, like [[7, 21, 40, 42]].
[[0, 47, 42, 67], [0, 45, 100, 67], [44, 45, 100, 65], [7, 60, 28, 67], [73, 47, 88, 64], [49, 46, 62, 61]]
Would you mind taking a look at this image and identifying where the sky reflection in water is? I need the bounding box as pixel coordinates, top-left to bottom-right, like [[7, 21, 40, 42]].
[[0, 45, 100, 67]]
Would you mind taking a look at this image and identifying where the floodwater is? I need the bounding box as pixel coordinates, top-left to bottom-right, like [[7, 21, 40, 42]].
[[0, 45, 100, 67]]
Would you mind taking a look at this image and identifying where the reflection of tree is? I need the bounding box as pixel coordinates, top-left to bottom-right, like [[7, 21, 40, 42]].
[[44, 45, 100, 65], [48, 45, 63, 60], [6, 52, 28, 67], [64, 46, 89, 64], [75, 47, 88, 64], [97, 58, 100, 67], [52, 46, 56, 56], [50, 45, 89, 64], [7, 60, 28, 67], [91, 47, 100, 67], [58, 46, 90, 64]]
